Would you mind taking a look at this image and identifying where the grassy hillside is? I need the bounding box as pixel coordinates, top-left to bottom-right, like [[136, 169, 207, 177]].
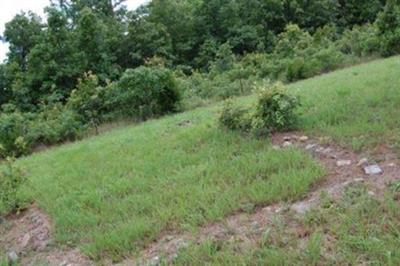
[[17, 108, 323, 260], [16, 56, 400, 261]]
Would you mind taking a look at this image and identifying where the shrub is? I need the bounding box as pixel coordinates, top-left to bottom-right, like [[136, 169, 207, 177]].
[[28, 105, 85, 144], [106, 66, 181, 120], [0, 112, 33, 157], [219, 82, 299, 136], [0, 158, 26, 216], [67, 72, 106, 127], [253, 82, 300, 133], [0, 106, 84, 157], [338, 24, 380, 57], [219, 100, 252, 132]]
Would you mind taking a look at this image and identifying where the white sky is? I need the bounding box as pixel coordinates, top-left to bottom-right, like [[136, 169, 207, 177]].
[[0, 0, 148, 62]]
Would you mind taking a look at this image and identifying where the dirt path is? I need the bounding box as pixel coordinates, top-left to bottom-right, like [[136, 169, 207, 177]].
[[0, 206, 92, 266], [2, 133, 399, 265]]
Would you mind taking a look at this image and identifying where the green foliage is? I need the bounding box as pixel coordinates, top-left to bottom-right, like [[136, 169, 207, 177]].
[[67, 72, 106, 127], [28, 105, 84, 144], [376, 0, 400, 56], [0, 112, 32, 157], [219, 100, 252, 132], [106, 66, 181, 120], [0, 0, 399, 157], [220, 82, 299, 135], [253, 82, 300, 133], [338, 24, 380, 56], [0, 158, 26, 216], [0, 107, 84, 157]]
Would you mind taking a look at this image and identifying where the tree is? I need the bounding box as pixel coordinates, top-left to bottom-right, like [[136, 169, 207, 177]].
[[123, 12, 172, 68], [3, 12, 42, 69], [376, 0, 400, 56], [338, 0, 384, 27], [51, 0, 127, 18]]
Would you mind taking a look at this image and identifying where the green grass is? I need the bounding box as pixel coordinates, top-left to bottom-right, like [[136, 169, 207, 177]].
[[13, 56, 400, 261], [17, 107, 323, 261], [296, 56, 400, 152], [172, 184, 400, 265]]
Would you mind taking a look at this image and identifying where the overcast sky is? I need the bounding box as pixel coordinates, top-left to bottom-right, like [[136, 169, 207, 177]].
[[0, 0, 148, 62]]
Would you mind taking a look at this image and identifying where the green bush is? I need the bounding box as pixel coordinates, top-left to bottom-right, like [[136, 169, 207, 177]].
[[0, 158, 26, 216], [219, 100, 252, 132], [253, 82, 300, 133], [67, 72, 106, 127], [0, 112, 33, 157], [106, 66, 181, 120], [338, 24, 380, 57], [219, 82, 299, 136], [0, 106, 84, 157], [28, 105, 85, 144]]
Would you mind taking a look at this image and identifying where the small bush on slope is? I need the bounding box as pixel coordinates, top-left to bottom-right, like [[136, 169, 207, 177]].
[[0, 158, 26, 216], [219, 82, 299, 136]]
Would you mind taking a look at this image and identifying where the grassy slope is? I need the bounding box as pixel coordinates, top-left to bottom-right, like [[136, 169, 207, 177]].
[[297, 56, 400, 151], [17, 106, 322, 260], [16, 56, 400, 260], [236, 56, 400, 152]]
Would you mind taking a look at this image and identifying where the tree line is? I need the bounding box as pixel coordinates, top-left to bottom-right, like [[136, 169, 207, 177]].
[[0, 0, 400, 157]]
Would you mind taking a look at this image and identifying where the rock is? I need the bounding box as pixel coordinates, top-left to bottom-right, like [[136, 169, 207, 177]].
[[353, 178, 364, 183], [336, 160, 352, 167], [7, 251, 18, 265], [357, 158, 368, 166], [176, 239, 189, 250], [368, 191, 375, 196], [20, 233, 31, 250], [388, 163, 396, 167], [282, 141, 292, 148], [364, 165, 383, 175], [283, 136, 292, 141], [299, 136, 309, 142], [305, 144, 317, 150], [291, 201, 312, 214], [316, 147, 325, 153], [149, 256, 161, 266], [251, 221, 260, 231]]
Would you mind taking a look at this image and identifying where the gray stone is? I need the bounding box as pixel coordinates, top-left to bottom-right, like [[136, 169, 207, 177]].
[[368, 191, 375, 196], [149, 256, 161, 266], [7, 251, 18, 265], [299, 136, 309, 142], [291, 201, 313, 214], [353, 178, 364, 183], [364, 165, 383, 175], [305, 144, 317, 150], [282, 141, 292, 148], [20, 233, 31, 250], [336, 160, 352, 167], [357, 158, 368, 166], [283, 136, 292, 141]]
